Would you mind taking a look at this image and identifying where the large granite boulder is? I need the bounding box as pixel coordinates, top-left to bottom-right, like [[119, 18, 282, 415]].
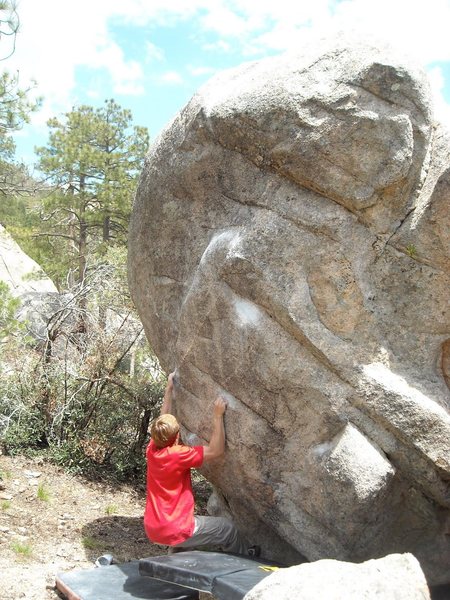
[[243, 553, 431, 600], [128, 39, 450, 584]]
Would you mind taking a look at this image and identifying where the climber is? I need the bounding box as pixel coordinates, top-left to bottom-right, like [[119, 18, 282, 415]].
[[144, 372, 252, 555]]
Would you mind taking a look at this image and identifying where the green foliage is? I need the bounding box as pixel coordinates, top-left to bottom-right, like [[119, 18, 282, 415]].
[[35, 100, 149, 288], [11, 540, 32, 557], [0, 281, 22, 339], [0, 2, 19, 59], [0, 71, 39, 160], [0, 255, 165, 480], [82, 536, 103, 550], [105, 504, 118, 515], [0, 394, 47, 455], [36, 482, 50, 501], [0, 90, 159, 484], [1, 499, 11, 510], [0, 34, 41, 192], [0, 2, 41, 196], [406, 243, 417, 259], [0, 467, 11, 479]]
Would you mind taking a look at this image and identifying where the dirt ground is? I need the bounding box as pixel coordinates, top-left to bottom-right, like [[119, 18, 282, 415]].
[[0, 453, 211, 600]]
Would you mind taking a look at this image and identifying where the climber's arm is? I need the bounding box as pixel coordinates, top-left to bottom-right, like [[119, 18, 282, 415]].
[[160, 372, 175, 415], [203, 397, 227, 462]]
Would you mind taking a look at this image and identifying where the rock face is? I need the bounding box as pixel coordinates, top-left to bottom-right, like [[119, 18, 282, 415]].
[[0, 224, 61, 343], [128, 39, 450, 584], [0, 225, 57, 296], [243, 553, 431, 600]]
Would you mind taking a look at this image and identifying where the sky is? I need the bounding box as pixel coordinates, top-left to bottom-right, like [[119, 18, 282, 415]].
[[4, 0, 450, 168]]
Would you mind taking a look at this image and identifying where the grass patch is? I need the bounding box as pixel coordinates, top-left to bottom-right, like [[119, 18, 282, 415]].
[[1, 499, 12, 510], [11, 540, 32, 557], [406, 243, 417, 258], [36, 482, 50, 501], [82, 536, 103, 550], [105, 504, 118, 516]]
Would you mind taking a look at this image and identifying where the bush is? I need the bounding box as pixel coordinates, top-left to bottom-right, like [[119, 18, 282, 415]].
[[0, 262, 166, 481]]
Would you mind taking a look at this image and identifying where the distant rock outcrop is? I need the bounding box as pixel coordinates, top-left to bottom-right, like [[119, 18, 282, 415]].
[[0, 224, 59, 342], [0, 225, 57, 296], [128, 39, 450, 584]]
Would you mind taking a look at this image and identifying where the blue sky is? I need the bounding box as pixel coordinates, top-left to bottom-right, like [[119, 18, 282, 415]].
[[5, 0, 450, 169]]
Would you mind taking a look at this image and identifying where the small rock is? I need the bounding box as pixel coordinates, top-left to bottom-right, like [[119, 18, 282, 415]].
[[24, 470, 42, 478], [0, 526, 10, 533], [0, 493, 13, 500]]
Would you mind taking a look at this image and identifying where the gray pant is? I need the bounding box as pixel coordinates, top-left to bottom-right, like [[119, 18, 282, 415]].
[[170, 516, 247, 555]]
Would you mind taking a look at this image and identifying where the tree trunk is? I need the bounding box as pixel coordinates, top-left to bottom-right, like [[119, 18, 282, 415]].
[[98, 212, 110, 331], [77, 175, 88, 334]]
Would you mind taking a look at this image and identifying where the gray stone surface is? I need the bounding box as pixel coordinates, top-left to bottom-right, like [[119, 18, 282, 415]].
[[243, 553, 431, 600], [0, 224, 62, 343], [128, 39, 450, 584], [0, 225, 57, 296]]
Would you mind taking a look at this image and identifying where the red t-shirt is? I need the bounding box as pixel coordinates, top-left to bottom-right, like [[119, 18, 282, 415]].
[[144, 439, 204, 545]]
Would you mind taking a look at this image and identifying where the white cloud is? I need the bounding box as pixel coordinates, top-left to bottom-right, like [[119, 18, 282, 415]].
[[202, 39, 233, 53], [87, 89, 101, 100], [159, 71, 184, 85], [90, 45, 145, 96], [188, 65, 217, 77], [326, 0, 450, 65], [199, 4, 251, 37], [146, 42, 165, 62], [7, 0, 146, 125]]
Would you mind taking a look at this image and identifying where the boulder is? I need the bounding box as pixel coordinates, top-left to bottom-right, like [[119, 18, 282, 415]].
[[0, 224, 62, 343], [243, 553, 431, 600], [0, 225, 57, 296], [128, 38, 450, 584]]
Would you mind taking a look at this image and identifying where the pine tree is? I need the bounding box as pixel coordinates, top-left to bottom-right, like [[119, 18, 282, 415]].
[[35, 101, 149, 288], [0, 1, 41, 195]]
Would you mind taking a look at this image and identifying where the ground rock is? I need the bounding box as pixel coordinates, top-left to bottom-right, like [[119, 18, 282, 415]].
[[128, 38, 450, 584], [243, 553, 430, 600]]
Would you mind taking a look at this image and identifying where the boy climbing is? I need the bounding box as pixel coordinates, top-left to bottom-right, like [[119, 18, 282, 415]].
[[144, 372, 249, 555]]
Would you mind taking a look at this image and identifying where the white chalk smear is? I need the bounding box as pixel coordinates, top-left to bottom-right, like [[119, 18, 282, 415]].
[[234, 297, 262, 327], [218, 390, 238, 410], [199, 229, 241, 266], [183, 430, 202, 446]]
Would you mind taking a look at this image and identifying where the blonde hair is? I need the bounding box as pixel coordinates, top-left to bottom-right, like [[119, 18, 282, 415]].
[[151, 414, 180, 448]]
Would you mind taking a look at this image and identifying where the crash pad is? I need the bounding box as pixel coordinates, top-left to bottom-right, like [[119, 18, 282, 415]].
[[139, 551, 277, 596], [55, 560, 199, 600]]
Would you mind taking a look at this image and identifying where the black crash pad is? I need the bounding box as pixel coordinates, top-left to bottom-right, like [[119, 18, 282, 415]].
[[55, 560, 199, 600], [139, 551, 277, 596]]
